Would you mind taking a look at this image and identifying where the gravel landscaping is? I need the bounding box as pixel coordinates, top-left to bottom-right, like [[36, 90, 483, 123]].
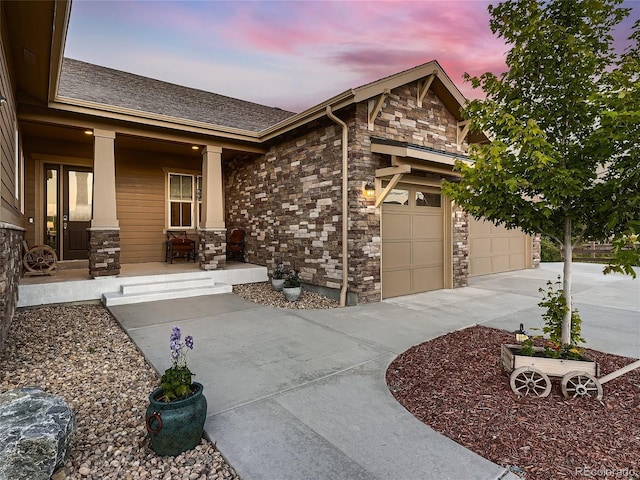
[[0, 304, 239, 480], [387, 325, 640, 480], [233, 282, 340, 309]]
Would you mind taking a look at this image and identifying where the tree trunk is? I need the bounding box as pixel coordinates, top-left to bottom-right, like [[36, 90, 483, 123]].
[[562, 217, 572, 345]]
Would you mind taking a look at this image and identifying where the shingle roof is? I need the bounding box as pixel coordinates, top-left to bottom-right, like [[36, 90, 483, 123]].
[[58, 58, 296, 132]]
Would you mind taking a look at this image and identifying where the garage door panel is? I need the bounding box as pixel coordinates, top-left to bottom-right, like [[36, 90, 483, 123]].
[[413, 240, 444, 265], [470, 257, 492, 277], [470, 237, 491, 255], [509, 237, 526, 252], [382, 213, 411, 239], [413, 267, 444, 293], [382, 183, 444, 299], [469, 216, 529, 277], [382, 269, 412, 298], [382, 241, 411, 267], [412, 213, 441, 239], [492, 255, 511, 272], [510, 254, 525, 269]]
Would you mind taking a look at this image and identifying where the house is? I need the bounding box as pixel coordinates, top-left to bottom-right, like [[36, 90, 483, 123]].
[[0, 1, 539, 347]]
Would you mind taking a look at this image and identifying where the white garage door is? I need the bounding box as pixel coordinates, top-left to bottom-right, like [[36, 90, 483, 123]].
[[468, 217, 529, 277], [382, 184, 444, 299]]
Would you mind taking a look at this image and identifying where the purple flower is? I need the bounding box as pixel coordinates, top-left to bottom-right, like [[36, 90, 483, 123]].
[[185, 336, 194, 349], [171, 349, 179, 360]]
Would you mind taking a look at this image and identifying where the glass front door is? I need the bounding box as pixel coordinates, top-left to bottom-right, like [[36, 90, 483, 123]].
[[44, 164, 93, 260]]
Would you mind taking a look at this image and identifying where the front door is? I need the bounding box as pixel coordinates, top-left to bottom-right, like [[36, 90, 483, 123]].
[[63, 166, 92, 260]]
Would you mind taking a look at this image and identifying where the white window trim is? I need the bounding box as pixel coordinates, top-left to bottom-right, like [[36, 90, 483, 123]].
[[167, 172, 202, 230]]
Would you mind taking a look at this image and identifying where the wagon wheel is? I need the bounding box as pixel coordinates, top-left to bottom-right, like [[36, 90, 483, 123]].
[[561, 371, 603, 400], [510, 367, 552, 397], [23, 245, 57, 273]]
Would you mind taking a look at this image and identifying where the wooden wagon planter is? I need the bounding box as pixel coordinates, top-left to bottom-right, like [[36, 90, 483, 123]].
[[502, 344, 640, 400]]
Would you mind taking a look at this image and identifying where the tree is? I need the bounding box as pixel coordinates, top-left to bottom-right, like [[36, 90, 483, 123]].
[[442, 0, 639, 345]]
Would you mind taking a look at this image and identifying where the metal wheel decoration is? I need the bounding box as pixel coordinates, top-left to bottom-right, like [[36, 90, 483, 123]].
[[561, 371, 603, 400], [510, 366, 552, 397], [23, 245, 58, 274]]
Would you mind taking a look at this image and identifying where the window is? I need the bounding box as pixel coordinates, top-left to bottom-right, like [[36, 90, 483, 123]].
[[415, 190, 441, 207], [383, 188, 410, 206], [168, 173, 194, 228]]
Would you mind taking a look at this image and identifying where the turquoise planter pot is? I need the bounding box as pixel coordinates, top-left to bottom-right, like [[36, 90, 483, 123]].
[[145, 382, 207, 456]]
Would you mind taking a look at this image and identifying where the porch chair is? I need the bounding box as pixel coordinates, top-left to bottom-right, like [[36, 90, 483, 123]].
[[165, 231, 196, 263], [226, 228, 246, 262]]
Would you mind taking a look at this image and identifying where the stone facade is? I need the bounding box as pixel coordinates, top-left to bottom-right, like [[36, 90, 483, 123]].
[[89, 229, 121, 277], [198, 229, 226, 270], [532, 234, 541, 268], [0, 225, 23, 351], [225, 83, 469, 303], [452, 208, 469, 288]]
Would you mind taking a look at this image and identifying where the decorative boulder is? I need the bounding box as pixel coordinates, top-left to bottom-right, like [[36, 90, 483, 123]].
[[0, 387, 75, 480]]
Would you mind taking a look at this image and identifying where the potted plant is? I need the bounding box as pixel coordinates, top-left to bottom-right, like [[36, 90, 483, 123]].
[[282, 270, 302, 302], [271, 261, 286, 291], [145, 326, 207, 456]]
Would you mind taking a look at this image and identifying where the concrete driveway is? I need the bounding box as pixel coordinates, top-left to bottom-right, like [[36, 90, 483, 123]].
[[109, 262, 639, 480]]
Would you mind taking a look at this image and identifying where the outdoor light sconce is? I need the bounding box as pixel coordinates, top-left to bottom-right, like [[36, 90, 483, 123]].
[[514, 323, 529, 343], [363, 180, 376, 197], [0, 94, 6, 106]]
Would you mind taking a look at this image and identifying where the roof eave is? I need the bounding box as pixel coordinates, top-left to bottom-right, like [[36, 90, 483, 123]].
[[50, 96, 263, 142]]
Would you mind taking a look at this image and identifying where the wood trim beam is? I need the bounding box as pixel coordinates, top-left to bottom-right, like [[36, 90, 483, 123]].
[[417, 71, 437, 107], [457, 120, 471, 150], [374, 171, 406, 208], [368, 89, 390, 131], [391, 157, 461, 177], [375, 164, 411, 178]]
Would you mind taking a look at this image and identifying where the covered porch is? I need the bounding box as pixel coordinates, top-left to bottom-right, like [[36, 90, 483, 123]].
[[18, 261, 267, 307]]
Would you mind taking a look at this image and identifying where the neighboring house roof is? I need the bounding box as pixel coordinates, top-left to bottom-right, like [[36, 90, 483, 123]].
[[58, 58, 296, 132]]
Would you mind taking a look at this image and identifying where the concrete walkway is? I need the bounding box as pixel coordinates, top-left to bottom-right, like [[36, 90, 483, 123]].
[[109, 263, 639, 480]]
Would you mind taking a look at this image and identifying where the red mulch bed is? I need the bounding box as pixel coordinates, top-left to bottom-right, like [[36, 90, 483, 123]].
[[386, 326, 640, 480]]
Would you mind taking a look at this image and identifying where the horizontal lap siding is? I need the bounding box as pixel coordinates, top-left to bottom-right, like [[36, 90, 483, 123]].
[[116, 152, 200, 263]]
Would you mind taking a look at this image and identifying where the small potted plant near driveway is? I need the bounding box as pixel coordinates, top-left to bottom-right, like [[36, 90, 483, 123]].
[[145, 327, 207, 456], [282, 270, 302, 302], [271, 261, 286, 291]]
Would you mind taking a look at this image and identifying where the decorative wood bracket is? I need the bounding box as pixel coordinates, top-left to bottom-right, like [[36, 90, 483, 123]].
[[368, 89, 390, 131], [417, 71, 438, 107], [374, 164, 411, 207], [457, 120, 471, 150]]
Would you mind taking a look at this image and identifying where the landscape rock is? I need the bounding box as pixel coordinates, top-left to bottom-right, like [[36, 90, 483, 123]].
[[0, 387, 75, 480]]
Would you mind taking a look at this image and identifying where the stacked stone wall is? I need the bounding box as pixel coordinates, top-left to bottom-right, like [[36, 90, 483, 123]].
[[199, 229, 226, 270], [373, 84, 468, 154], [89, 229, 121, 277], [452, 209, 469, 288], [225, 82, 471, 302], [0, 225, 23, 351], [532, 234, 541, 268]]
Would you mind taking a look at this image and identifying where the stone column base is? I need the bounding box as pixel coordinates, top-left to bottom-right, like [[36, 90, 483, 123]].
[[0, 224, 24, 351], [89, 229, 121, 277], [452, 209, 469, 288], [198, 229, 226, 270], [532, 233, 541, 268]]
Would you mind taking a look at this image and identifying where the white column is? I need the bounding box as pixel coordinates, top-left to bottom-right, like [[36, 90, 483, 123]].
[[91, 129, 119, 229], [201, 145, 225, 230]]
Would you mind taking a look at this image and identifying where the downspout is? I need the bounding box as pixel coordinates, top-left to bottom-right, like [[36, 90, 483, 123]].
[[326, 106, 349, 307]]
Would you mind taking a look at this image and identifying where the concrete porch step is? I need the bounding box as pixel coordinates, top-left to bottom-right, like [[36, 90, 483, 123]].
[[102, 278, 232, 306]]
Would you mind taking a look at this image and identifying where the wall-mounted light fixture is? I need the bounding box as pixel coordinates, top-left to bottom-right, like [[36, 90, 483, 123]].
[[363, 180, 376, 198], [0, 94, 6, 106]]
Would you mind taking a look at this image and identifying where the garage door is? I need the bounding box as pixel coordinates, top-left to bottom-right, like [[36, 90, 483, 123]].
[[468, 217, 529, 277], [382, 184, 444, 299]]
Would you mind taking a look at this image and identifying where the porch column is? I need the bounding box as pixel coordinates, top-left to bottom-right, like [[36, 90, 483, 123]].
[[89, 128, 121, 277], [198, 145, 226, 270]]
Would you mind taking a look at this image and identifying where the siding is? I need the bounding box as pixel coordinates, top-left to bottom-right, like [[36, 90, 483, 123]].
[[116, 150, 200, 263], [0, 12, 20, 226]]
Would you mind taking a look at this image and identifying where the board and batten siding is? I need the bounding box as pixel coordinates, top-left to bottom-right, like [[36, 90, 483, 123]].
[[0, 14, 20, 227], [115, 150, 200, 263]]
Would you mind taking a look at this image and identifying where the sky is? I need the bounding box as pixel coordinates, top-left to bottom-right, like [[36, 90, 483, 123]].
[[64, 0, 639, 113]]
